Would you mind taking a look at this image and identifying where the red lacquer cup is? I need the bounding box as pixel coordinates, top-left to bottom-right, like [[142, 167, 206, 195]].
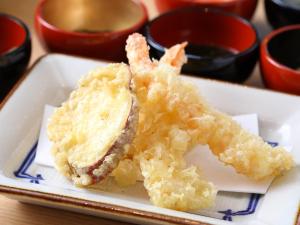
[[0, 13, 31, 101], [260, 25, 300, 95], [155, 0, 258, 20], [35, 0, 148, 61]]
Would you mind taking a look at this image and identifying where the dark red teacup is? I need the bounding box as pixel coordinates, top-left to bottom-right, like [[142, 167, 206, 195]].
[[35, 0, 148, 61], [260, 25, 300, 95], [0, 13, 31, 101]]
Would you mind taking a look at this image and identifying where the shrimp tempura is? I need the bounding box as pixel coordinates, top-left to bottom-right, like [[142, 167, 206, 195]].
[[112, 33, 294, 211]]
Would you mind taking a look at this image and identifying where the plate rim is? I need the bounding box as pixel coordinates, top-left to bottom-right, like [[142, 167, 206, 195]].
[[1, 53, 300, 112], [0, 185, 211, 225]]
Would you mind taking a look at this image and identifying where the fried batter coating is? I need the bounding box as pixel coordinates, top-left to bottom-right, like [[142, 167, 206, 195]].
[[206, 111, 293, 180], [113, 33, 294, 211]]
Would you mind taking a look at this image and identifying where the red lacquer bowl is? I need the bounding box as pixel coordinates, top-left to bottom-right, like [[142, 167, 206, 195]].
[[260, 25, 300, 95], [145, 7, 259, 83], [35, 0, 148, 61], [155, 0, 258, 20], [0, 13, 31, 101]]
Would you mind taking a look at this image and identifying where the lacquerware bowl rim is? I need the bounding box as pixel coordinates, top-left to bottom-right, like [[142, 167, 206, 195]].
[[144, 7, 259, 62], [268, 0, 300, 12], [35, 0, 149, 38], [156, 0, 255, 5], [261, 24, 300, 75], [0, 13, 31, 59]]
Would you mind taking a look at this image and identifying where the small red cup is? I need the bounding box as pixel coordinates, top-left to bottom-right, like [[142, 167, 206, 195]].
[[260, 25, 300, 95], [35, 0, 148, 61], [0, 13, 31, 101], [155, 0, 258, 20]]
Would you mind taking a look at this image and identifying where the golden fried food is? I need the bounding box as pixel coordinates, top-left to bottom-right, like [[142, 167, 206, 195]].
[[112, 33, 294, 210], [48, 33, 294, 212], [47, 63, 138, 186]]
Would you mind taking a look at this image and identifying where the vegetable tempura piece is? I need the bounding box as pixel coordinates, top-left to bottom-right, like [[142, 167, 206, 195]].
[[48, 63, 139, 186]]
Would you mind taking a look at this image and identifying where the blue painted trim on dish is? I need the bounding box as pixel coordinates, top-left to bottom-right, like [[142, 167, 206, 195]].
[[267, 141, 279, 147], [218, 193, 261, 221], [12, 139, 278, 218], [14, 142, 44, 184], [218, 141, 278, 221]]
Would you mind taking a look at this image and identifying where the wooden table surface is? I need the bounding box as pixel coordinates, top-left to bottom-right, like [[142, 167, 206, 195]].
[[0, 1, 299, 225]]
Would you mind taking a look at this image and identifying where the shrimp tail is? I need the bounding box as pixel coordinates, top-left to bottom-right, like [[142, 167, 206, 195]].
[[159, 42, 188, 73], [126, 33, 188, 75], [126, 33, 156, 75]]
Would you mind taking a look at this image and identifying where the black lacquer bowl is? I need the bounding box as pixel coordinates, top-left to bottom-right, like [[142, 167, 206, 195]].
[[265, 0, 300, 29], [144, 7, 259, 83], [0, 13, 31, 101]]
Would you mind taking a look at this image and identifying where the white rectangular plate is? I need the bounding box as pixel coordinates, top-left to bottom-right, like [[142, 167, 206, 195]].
[[0, 54, 299, 225]]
